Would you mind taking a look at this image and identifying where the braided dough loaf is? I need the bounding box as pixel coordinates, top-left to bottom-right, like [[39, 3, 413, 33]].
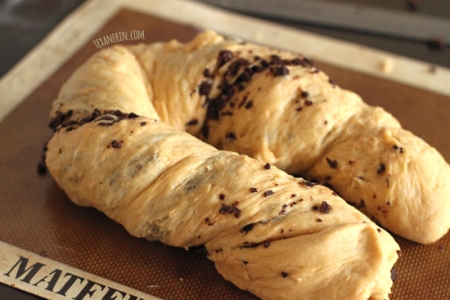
[[45, 30, 446, 298], [50, 31, 450, 245]]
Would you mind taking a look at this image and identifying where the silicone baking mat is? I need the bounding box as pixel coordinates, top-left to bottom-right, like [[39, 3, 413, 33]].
[[0, 6, 449, 300]]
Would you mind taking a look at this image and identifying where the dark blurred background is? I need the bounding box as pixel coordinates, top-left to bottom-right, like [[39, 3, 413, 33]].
[[0, 0, 449, 79]]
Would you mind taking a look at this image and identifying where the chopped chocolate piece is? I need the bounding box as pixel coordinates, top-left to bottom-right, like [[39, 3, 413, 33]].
[[264, 241, 271, 248], [111, 140, 121, 149], [199, 81, 212, 96], [97, 122, 113, 127], [250, 187, 258, 193], [264, 163, 271, 169], [312, 205, 318, 211], [245, 100, 254, 109], [219, 194, 225, 200], [305, 100, 313, 106], [320, 201, 331, 213], [326, 157, 338, 169], [241, 223, 254, 233], [281, 271, 288, 278], [273, 65, 289, 77], [300, 179, 315, 187], [203, 68, 212, 77], [377, 163, 386, 174], [79, 115, 96, 125], [140, 121, 147, 126], [219, 203, 242, 218], [217, 50, 234, 68], [264, 190, 274, 197], [301, 91, 309, 98], [128, 112, 139, 119], [270, 54, 283, 64]]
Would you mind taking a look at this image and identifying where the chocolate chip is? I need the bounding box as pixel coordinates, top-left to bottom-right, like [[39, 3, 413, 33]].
[[219, 203, 241, 218], [241, 223, 254, 233], [264, 190, 274, 197], [199, 81, 212, 96], [111, 140, 121, 149], [326, 157, 338, 169], [377, 163, 386, 174], [245, 100, 253, 109], [320, 201, 331, 213], [273, 65, 289, 77]]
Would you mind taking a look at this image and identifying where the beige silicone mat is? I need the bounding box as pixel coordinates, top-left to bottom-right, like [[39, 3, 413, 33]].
[[0, 8, 449, 300]]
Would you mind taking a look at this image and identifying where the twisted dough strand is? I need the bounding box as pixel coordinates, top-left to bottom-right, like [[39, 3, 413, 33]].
[[46, 112, 399, 300]]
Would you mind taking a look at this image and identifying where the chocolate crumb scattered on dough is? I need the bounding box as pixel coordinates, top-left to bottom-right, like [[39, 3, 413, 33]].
[[250, 187, 258, 193], [320, 201, 331, 213], [111, 140, 121, 149], [273, 65, 289, 77], [264, 190, 274, 197], [281, 271, 288, 278], [199, 81, 212, 96], [241, 223, 254, 233], [217, 50, 234, 68], [377, 163, 386, 174], [326, 157, 338, 169], [219, 203, 241, 218], [219, 194, 226, 200], [264, 163, 271, 169], [128, 112, 139, 119], [245, 100, 253, 109]]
